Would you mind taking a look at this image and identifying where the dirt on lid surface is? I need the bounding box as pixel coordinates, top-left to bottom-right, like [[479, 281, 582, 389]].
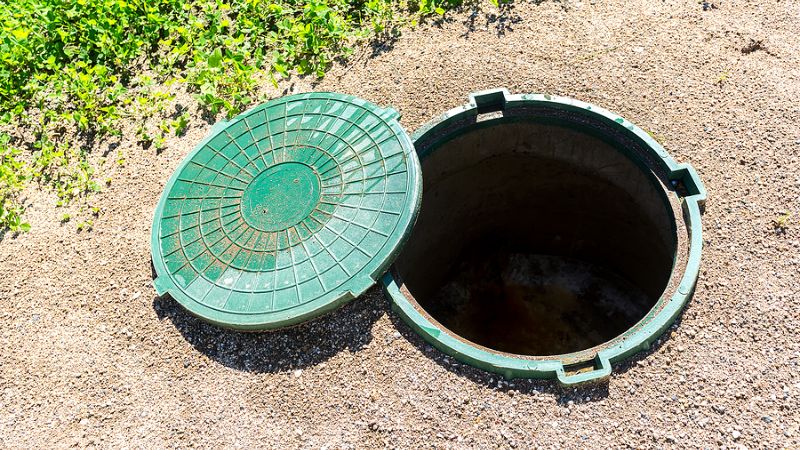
[[1, 0, 799, 448]]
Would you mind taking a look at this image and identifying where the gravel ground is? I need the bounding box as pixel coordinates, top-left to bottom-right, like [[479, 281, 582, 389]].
[[2, 0, 800, 448]]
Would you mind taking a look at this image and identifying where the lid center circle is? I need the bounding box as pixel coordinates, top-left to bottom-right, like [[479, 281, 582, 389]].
[[241, 162, 321, 232]]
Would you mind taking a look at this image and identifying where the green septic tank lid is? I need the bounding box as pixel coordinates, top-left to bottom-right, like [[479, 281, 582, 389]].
[[151, 92, 422, 330]]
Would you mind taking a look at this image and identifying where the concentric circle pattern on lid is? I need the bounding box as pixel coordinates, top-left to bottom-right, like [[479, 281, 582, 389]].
[[151, 92, 421, 330]]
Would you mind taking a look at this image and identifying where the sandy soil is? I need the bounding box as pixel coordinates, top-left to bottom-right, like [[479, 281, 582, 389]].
[[2, 0, 800, 448]]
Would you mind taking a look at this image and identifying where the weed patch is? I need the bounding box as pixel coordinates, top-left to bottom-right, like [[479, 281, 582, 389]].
[[0, 0, 461, 231]]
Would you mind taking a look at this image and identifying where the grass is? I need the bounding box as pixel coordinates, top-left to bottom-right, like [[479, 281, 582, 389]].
[[0, 0, 460, 233], [773, 212, 792, 234], [715, 70, 730, 85], [0, 132, 29, 232]]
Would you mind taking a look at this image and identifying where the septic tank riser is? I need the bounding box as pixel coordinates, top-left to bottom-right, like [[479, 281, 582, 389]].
[[381, 89, 706, 386]]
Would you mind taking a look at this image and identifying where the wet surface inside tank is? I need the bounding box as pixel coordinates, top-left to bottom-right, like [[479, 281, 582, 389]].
[[424, 246, 653, 355]]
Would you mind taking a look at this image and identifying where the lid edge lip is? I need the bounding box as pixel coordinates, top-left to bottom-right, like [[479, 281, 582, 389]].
[[164, 284, 360, 331], [150, 92, 422, 331]]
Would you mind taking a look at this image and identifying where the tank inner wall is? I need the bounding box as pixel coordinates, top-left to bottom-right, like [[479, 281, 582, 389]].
[[394, 120, 678, 356]]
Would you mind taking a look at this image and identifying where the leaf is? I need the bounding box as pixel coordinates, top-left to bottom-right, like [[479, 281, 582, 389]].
[[208, 48, 223, 68], [435, 7, 445, 14], [12, 29, 31, 40], [272, 62, 288, 77]]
